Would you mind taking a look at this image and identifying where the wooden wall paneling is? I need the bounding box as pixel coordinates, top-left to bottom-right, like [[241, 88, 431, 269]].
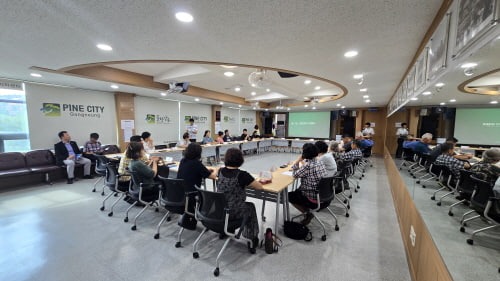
[[114, 92, 135, 152], [408, 107, 420, 137]]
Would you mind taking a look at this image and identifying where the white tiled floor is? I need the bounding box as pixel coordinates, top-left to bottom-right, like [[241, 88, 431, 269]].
[[0, 153, 410, 281]]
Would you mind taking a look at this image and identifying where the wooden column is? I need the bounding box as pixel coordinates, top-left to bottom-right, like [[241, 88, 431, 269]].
[[114, 92, 135, 152], [408, 107, 419, 138]]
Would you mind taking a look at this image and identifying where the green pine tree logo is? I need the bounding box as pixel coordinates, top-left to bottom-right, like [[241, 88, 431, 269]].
[[146, 114, 156, 124], [40, 103, 61, 117]]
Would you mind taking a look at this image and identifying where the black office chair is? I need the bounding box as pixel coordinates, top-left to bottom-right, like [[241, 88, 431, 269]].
[[124, 170, 161, 231], [100, 163, 130, 215], [92, 155, 109, 194], [448, 170, 476, 216], [431, 165, 453, 201], [399, 148, 415, 171], [154, 144, 167, 150], [310, 177, 339, 240], [101, 144, 121, 155], [420, 162, 442, 188], [459, 176, 499, 246], [154, 178, 196, 248], [192, 188, 256, 277]]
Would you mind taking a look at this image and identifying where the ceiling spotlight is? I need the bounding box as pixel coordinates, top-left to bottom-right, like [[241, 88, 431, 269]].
[[304, 79, 311, 85], [422, 91, 432, 96], [341, 106, 346, 109], [362, 95, 369, 99], [463, 67, 475, 76], [410, 97, 418, 101], [489, 100, 498, 104], [360, 88, 367, 92], [253, 107, 256, 110], [238, 104, 242, 108], [251, 83, 256, 87], [460, 62, 477, 68], [30, 73, 42, 78], [234, 86, 241, 92], [314, 86, 321, 90], [224, 71, 235, 77], [440, 102, 446, 105], [287, 108, 290, 111], [266, 88, 270, 92], [175, 12, 193, 22], [461, 63, 477, 76], [160, 92, 167, 96], [449, 99, 456, 102], [365, 99, 371, 103], [312, 106, 317, 110], [353, 74, 363, 79], [96, 44, 112, 51], [344, 50, 358, 58], [435, 82, 445, 87], [195, 98, 200, 102], [251, 91, 256, 96], [265, 108, 269, 111], [336, 103, 341, 107], [219, 102, 224, 105], [220, 65, 237, 69], [110, 84, 119, 89], [304, 104, 309, 108]]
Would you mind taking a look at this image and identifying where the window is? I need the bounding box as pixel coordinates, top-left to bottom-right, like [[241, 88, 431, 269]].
[[0, 84, 31, 152]]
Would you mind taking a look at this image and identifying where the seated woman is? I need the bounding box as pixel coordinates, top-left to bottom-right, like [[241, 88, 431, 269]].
[[118, 135, 148, 182], [216, 148, 263, 248], [141, 131, 154, 152], [215, 131, 224, 144], [177, 132, 190, 148], [177, 143, 217, 191], [127, 142, 160, 192], [252, 124, 260, 138], [289, 143, 327, 225], [315, 141, 337, 177], [470, 148, 500, 184], [201, 130, 213, 144]]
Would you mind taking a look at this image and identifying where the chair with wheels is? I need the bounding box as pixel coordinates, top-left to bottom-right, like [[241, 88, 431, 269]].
[[124, 170, 161, 231], [192, 188, 256, 277], [92, 155, 109, 194], [448, 170, 475, 216], [399, 148, 415, 171], [430, 165, 452, 201], [420, 163, 442, 188], [310, 177, 340, 240], [100, 162, 130, 216]]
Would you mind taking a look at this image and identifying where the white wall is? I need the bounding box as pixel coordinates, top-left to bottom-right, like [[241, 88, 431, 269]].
[[179, 102, 212, 141], [25, 83, 117, 149], [239, 110, 257, 133], [220, 107, 240, 137], [134, 96, 180, 144]]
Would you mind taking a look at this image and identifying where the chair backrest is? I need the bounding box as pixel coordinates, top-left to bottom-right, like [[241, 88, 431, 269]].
[[154, 145, 167, 150], [168, 142, 177, 148], [196, 187, 227, 224], [24, 150, 55, 167], [317, 177, 335, 203], [469, 175, 495, 211], [101, 144, 121, 155], [94, 155, 109, 173], [0, 152, 27, 171], [457, 169, 476, 194], [362, 146, 372, 158], [159, 178, 187, 206], [105, 163, 119, 187], [429, 163, 443, 176], [402, 148, 415, 161]]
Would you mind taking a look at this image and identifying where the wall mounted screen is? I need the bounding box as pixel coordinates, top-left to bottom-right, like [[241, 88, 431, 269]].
[[288, 111, 330, 138], [454, 108, 500, 146]]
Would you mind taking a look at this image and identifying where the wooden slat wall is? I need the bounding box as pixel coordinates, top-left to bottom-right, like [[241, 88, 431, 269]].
[[383, 147, 453, 281], [114, 92, 135, 152]]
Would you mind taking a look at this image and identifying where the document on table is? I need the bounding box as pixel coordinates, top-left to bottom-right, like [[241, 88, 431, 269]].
[[281, 171, 293, 176]]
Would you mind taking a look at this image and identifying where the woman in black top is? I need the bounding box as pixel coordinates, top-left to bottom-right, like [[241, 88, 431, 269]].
[[216, 148, 263, 246], [127, 142, 160, 195], [177, 143, 217, 191]]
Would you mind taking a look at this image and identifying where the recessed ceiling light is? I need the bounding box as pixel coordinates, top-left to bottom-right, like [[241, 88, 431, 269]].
[[314, 86, 321, 90], [449, 99, 456, 102], [410, 97, 418, 101], [362, 95, 369, 99], [460, 62, 477, 68], [234, 87, 241, 92], [219, 102, 224, 105], [435, 82, 445, 87], [336, 103, 341, 107], [344, 50, 358, 58], [251, 83, 256, 87], [224, 71, 235, 77], [175, 12, 193, 22], [251, 91, 256, 96], [110, 84, 119, 89], [96, 44, 112, 51], [365, 99, 371, 103], [253, 107, 256, 110], [160, 92, 167, 96], [440, 102, 446, 105], [265, 108, 269, 111], [266, 88, 270, 92], [312, 106, 316, 110], [30, 73, 42, 77], [353, 74, 363, 79], [238, 104, 242, 108], [220, 65, 237, 69], [489, 100, 498, 104], [304, 104, 309, 108], [287, 108, 290, 111], [304, 80, 311, 85], [341, 106, 346, 109], [360, 88, 367, 92], [195, 98, 200, 102], [422, 91, 432, 96]]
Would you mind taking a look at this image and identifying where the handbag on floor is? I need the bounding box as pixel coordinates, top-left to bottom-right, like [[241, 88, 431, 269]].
[[284, 221, 312, 241], [261, 228, 282, 254], [178, 213, 197, 230]]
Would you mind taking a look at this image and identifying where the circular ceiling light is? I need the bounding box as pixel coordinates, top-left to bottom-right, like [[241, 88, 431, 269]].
[[304, 79, 311, 85], [253, 107, 256, 110], [341, 106, 346, 109], [440, 102, 446, 105], [160, 92, 167, 96], [219, 102, 224, 105], [110, 84, 119, 89], [362, 95, 369, 99], [224, 71, 234, 77], [234, 87, 241, 92], [435, 82, 445, 87], [30, 73, 42, 77], [96, 44, 112, 51], [344, 50, 358, 58], [287, 108, 290, 111], [410, 97, 418, 101], [360, 88, 367, 92], [314, 86, 321, 90], [353, 74, 363, 79], [175, 12, 193, 22], [422, 91, 432, 96], [265, 109, 269, 111], [195, 98, 200, 102], [449, 99, 456, 102], [336, 103, 341, 107], [365, 99, 371, 103], [312, 106, 317, 110], [238, 104, 242, 108], [266, 88, 270, 92], [460, 62, 477, 68], [489, 100, 498, 104], [304, 104, 309, 108], [251, 91, 256, 96]]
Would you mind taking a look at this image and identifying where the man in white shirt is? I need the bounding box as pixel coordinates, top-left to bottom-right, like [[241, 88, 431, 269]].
[[362, 122, 375, 137], [186, 118, 198, 142], [395, 122, 408, 158]]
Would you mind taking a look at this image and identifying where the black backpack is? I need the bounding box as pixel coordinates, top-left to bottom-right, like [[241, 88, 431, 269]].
[[283, 221, 312, 241]]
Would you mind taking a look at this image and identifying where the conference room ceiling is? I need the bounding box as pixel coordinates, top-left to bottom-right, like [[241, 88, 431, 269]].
[[0, 0, 498, 110]]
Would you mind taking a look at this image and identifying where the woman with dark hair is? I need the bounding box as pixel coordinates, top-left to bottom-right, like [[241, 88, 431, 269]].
[[177, 132, 190, 148], [288, 143, 327, 225], [177, 143, 217, 191], [202, 130, 213, 144], [315, 141, 337, 177], [216, 148, 263, 248], [141, 131, 154, 152], [127, 142, 160, 188]]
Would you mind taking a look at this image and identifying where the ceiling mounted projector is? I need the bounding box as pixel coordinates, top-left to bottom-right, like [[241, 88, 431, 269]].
[[167, 82, 190, 94], [248, 69, 271, 89]]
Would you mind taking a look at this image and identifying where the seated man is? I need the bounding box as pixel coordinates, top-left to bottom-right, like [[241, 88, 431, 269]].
[[118, 135, 148, 182], [223, 129, 232, 142], [240, 128, 249, 141], [340, 134, 353, 152], [83, 132, 102, 162], [54, 131, 92, 184], [341, 140, 363, 161], [429, 137, 472, 163], [402, 134, 416, 148], [355, 132, 374, 150], [435, 143, 471, 185], [406, 133, 432, 154], [470, 148, 500, 184]]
